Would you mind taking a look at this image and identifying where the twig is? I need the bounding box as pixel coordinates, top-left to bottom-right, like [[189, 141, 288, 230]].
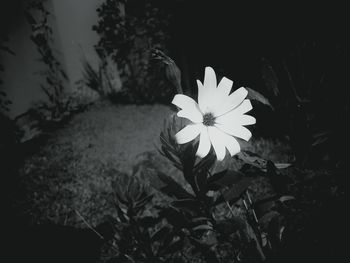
[[75, 209, 104, 240]]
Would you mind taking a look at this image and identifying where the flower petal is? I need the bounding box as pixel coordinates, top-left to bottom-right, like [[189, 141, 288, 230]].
[[196, 127, 211, 158], [215, 99, 253, 124], [172, 94, 198, 110], [208, 126, 227, 161], [232, 99, 253, 115], [172, 94, 203, 123], [217, 77, 233, 97], [215, 123, 252, 141], [175, 123, 202, 144], [203, 66, 217, 90], [197, 80, 215, 114], [239, 115, 256, 125], [198, 67, 222, 114], [197, 80, 206, 111], [216, 113, 256, 126], [215, 87, 248, 116], [177, 109, 203, 123], [222, 133, 241, 156]]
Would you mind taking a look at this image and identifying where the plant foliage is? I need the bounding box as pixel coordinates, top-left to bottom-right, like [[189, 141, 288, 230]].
[[93, 0, 174, 103]]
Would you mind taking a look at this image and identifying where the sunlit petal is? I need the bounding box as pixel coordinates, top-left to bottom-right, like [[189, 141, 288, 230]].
[[197, 81, 215, 114], [215, 123, 252, 141], [221, 132, 241, 156], [197, 80, 207, 112], [217, 77, 233, 97], [231, 99, 253, 116], [208, 126, 226, 161], [172, 94, 198, 110], [177, 108, 203, 123], [216, 100, 253, 124], [203, 66, 217, 90], [215, 87, 248, 116], [175, 123, 203, 144], [196, 127, 211, 158], [239, 115, 256, 125]]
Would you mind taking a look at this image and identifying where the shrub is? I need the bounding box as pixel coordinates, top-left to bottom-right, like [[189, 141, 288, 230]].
[[93, 0, 174, 103]]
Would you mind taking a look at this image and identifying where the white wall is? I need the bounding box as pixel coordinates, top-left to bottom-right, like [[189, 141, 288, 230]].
[[1, 0, 101, 118], [51, 0, 100, 86]]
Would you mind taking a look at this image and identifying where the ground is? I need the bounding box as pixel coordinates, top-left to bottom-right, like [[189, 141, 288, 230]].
[[12, 100, 292, 228]]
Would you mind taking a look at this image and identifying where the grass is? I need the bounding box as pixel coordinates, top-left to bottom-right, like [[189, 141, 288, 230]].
[[12, 100, 292, 229]]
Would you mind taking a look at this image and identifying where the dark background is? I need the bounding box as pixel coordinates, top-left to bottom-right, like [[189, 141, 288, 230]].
[[167, 1, 348, 89]]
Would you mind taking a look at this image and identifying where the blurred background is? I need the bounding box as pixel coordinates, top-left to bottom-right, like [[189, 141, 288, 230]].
[[1, 0, 348, 262]]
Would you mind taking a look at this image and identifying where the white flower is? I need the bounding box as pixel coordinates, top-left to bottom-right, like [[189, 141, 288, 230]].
[[172, 66, 256, 161]]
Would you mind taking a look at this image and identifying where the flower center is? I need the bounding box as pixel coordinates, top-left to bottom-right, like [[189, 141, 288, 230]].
[[202, 113, 216, 126]]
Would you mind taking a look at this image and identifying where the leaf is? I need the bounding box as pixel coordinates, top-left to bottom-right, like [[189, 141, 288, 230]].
[[160, 237, 184, 256], [207, 169, 227, 188], [171, 199, 202, 214], [151, 226, 171, 242], [274, 163, 292, 169], [193, 152, 216, 175], [237, 150, 268, 171], [138, 216, 160, 228], [190, 217, 212, 228], [261, 57, 280, 96], [157, 231, 181, 256], [192, 224, 213, 232], [195, 169, 209, 194], [115, 191, 129, 206], [278, 195, 295, 203], [189, 233, 218, 248], [155, 172, 194, 199], [259, 211, 280, 230], [207, 170, 245, 190], [134, 194, 154, 209], [114, 203, 128, 223], [222, 178, 253, 202], [215, 218, 246, 234], [246, 87, 274, 110], [159, 207, 189, 228]]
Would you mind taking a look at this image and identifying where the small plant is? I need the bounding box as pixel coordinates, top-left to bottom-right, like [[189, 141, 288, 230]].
[[78, 52, 124, 100], [104, 65, 296, 262]]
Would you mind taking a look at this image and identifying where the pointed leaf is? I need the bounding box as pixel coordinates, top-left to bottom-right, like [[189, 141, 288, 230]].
[[151, 226, 171, 242], [171, 198, 202, 214], [208, 170, 245, 190], [274, 163, 292, 169], [246, 87, 274, 110], [155, 172, 194, 199], [222, 178, 253, 202], [261, 57, 279, 96]]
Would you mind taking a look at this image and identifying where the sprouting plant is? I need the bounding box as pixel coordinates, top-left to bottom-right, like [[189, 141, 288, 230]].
[[78, 52, 124, 100]]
